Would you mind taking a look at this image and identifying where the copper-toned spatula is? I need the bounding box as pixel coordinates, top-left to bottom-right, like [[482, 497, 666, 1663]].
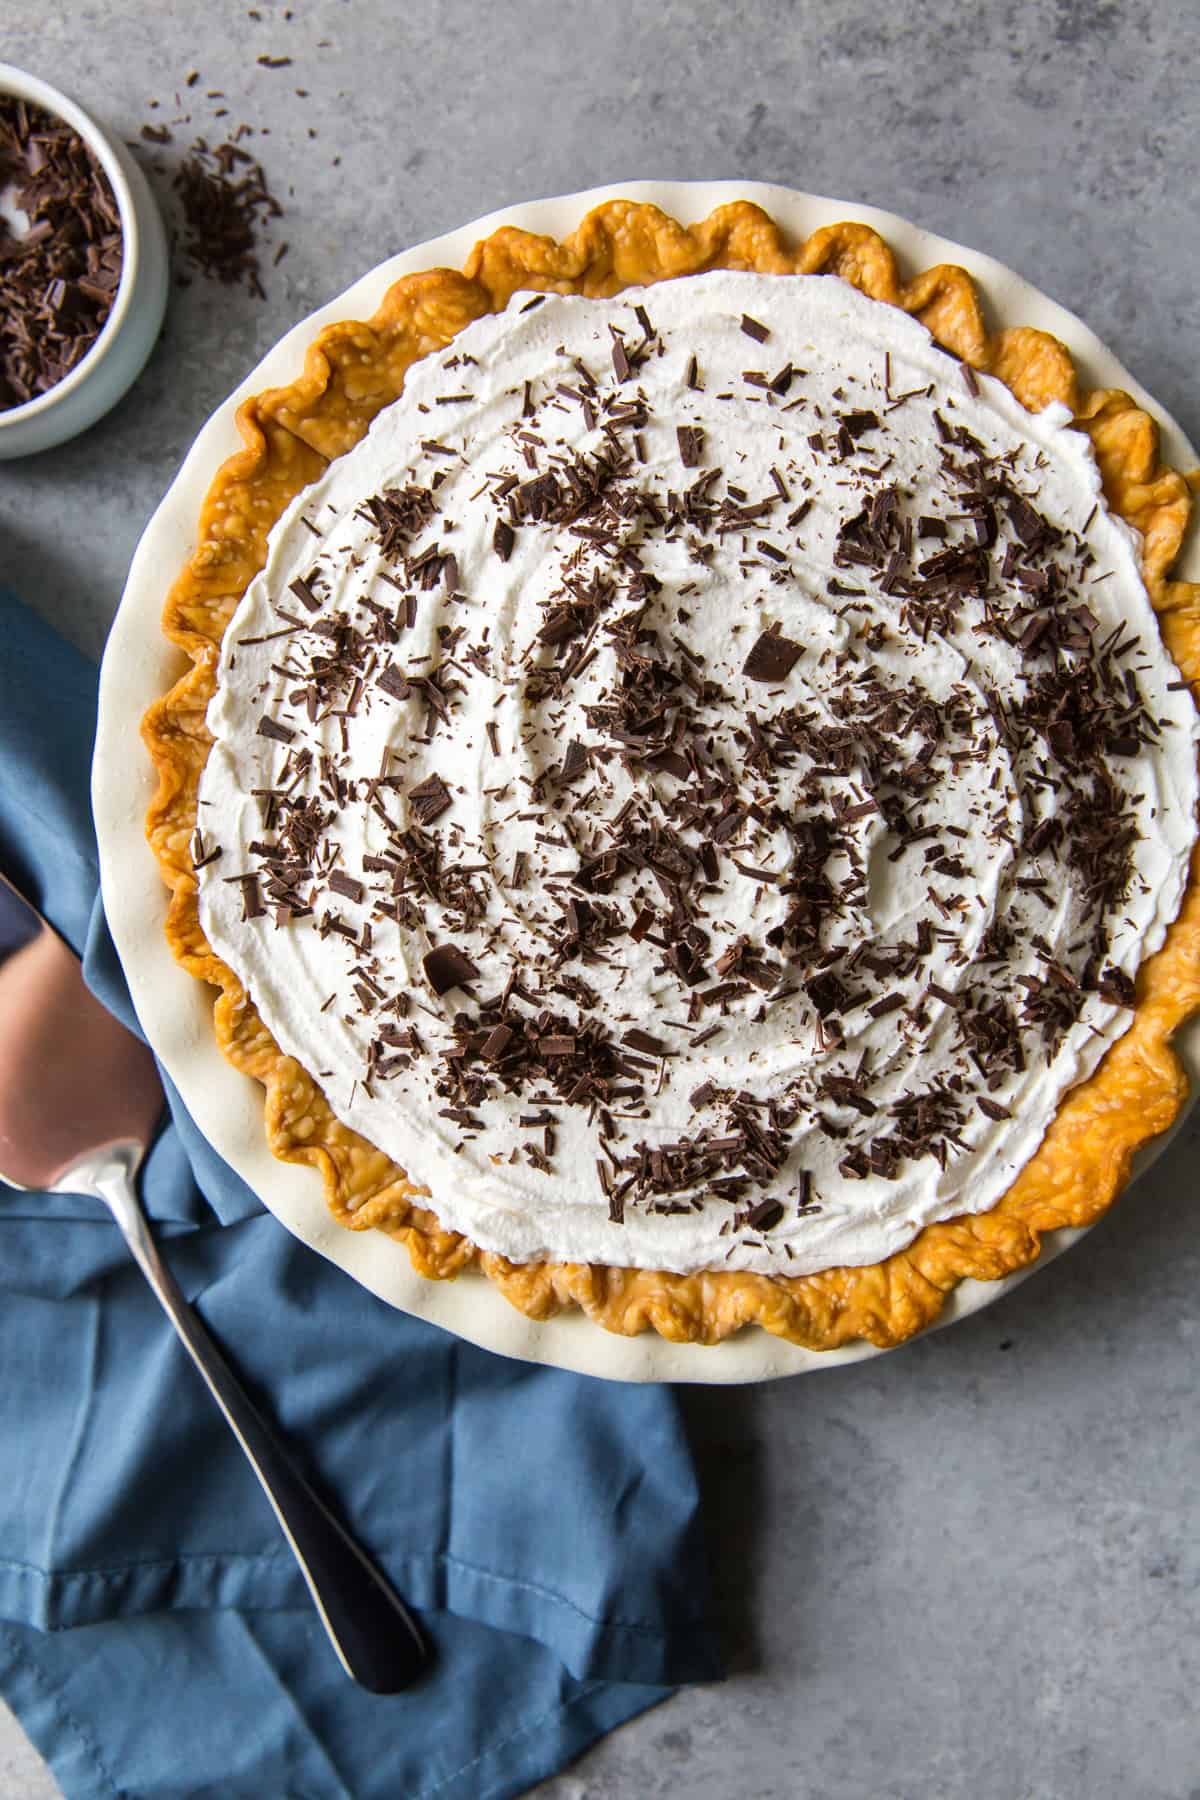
[[0, 869, 426, 1692]]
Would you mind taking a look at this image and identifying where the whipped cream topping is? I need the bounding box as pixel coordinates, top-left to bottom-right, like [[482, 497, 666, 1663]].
[[198, 271, 1198, 1276]]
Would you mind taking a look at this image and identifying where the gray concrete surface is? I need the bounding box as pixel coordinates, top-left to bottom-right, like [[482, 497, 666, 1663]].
[[2, 1, 1199, 1795]]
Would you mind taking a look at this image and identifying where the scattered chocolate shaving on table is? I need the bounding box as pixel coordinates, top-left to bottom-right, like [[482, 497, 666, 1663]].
[[0, 96, 122, 409], [172, 136, 283, 297]]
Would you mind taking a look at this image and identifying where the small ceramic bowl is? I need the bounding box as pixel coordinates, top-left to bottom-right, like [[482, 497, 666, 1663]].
[[0, 63, 169, 459]]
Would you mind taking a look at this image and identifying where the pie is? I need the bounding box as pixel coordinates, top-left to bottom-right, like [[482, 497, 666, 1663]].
[[142, 198, 1200, 1349]]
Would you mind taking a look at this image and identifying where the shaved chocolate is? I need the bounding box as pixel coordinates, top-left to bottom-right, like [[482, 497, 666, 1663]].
[[1098, 965, 1136, 1007], [288, 575, 323, 613], [482, 1023, 514, 1062], [0, 98, 123, 408], [740, 313, 769, 343], [868, 992, 905, 1018], [229, 873, 266, 920], [806, 970, 852, 1018], [676, 424, 704, 468], [171, 133, 284, 299], [558, 739, 589, 784], [409, 772, 453, 824], [327, 870, 365, 904], [257, 715, 296, 743], [422, 943, 479, 995], [191, 837, 223, 872], [745, 1198, 783, 1232], [742, 627, 802, 683]]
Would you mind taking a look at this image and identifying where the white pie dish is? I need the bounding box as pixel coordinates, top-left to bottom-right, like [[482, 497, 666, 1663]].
[[93, 179, 1200, 1384]]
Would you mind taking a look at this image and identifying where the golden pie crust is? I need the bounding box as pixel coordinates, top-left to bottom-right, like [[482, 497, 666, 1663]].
[[142, 200, 1200, 1349]]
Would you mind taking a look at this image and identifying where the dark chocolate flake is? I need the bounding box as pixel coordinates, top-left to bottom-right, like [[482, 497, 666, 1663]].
[[482, 1023, 514, 1062], [868, 992, 905, 1019], [676, 425, 704, 468], [327, 870, 364, 904], [422, 943, 480, 995], [743, 628, 802, 683], [257, 715, 296, 743], [377, 663, 411, 701], [1098, 964, 1136, 1007], [288, 575, 322, 613], [409, 772, 453, 824], [232, 874, 266, 919]]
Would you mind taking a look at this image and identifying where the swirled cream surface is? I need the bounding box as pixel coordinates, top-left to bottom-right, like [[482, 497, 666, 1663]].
[[198, 271, 1198, 1274]]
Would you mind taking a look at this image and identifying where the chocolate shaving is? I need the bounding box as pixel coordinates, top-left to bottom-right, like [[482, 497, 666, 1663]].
[[409, 772, 453, 824], [257, 715, 296, 743], [423, 943, 480, 995], [1098, 965, 1136, 1007], [743, 627, 802, 683], [377, 664, 412, 701], [676, 425, 704, 468], [288, 575, 323, 613], [745, 1198, 783, 1232], [171, 135, 283, 298], [327, 870, 364, 904]]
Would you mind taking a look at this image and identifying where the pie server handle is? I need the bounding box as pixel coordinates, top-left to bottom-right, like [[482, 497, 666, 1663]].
[[91, 1140, 430, 1694]]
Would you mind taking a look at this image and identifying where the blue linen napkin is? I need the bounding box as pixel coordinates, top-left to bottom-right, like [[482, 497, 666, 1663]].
[[0, 590, 722, 1799]]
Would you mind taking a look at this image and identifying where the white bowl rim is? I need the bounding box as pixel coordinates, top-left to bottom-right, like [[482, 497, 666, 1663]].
[[94, 178, 1200, 1383], [0, 61, 141, 428]]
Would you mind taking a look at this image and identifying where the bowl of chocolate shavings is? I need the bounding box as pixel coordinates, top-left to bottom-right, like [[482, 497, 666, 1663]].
[[0, 63, 168, 458]]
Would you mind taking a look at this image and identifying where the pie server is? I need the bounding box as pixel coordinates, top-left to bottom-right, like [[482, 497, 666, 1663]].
[[0, 867, 427, 1692]]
